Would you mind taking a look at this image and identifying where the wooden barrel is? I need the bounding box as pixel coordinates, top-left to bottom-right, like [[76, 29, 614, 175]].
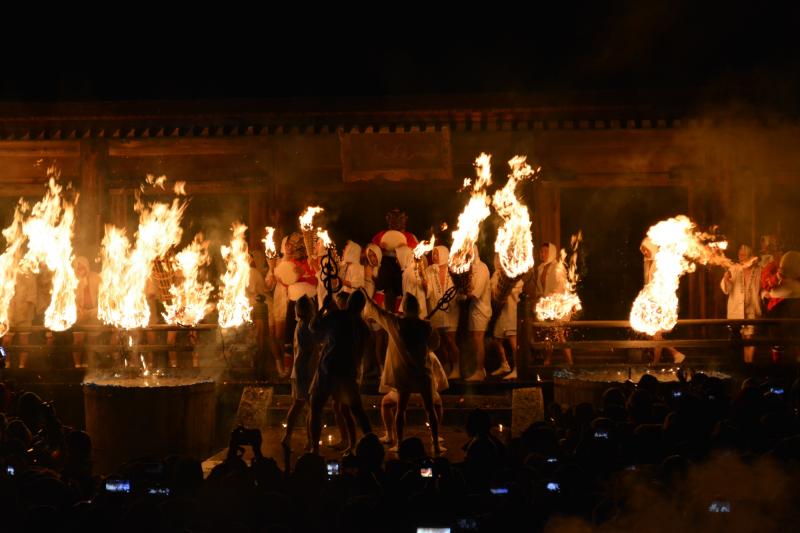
[[84, 379, 216, 474]]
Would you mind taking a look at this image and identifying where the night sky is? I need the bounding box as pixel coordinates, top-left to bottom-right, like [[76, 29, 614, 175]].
[[2, 3, 799, 112]]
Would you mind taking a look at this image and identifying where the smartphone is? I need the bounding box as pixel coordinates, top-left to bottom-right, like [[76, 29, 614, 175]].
[[672, 390, 682, 398], [420, 459, 433, 478], [456, 517, 478, 530], [105, 480, 131, 493], [489, 486, 509, 495], [708, 501, 731, 513], [546, 457, 558, 464], [769, 387, 785, 395], [6, 465, 15, 476], [546, 482, 561, 493], [326, 460, 340, 478], [147, 487, 170, 496], [593, 430, 609, 439]]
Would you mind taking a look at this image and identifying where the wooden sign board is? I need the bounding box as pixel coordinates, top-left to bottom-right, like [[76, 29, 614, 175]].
[[339, 129, 453, 182], [235, 386, 273, 431]]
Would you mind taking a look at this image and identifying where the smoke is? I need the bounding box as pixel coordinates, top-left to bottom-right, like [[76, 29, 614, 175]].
[[545, 452, 800, 532]]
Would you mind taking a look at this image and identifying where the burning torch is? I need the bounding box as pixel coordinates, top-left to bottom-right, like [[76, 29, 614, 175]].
[[489, 156, 538, 328], [413, 235, 435, 290], [427, 154, 495, 318], [263, 226, 278, 270], [299, 206, 323, 263], [316, 229, 342, 297]]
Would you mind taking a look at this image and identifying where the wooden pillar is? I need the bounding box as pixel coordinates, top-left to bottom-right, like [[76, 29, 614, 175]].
[[533, 181, 561, 247], [108, 189, 129, 230], [248, 190, 270, 252], [77, 139, 108, 257]]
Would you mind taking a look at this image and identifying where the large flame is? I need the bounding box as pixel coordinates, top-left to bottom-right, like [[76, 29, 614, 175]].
[[162, 233, 214, 326], [629, 216, 730, 335], [263, 226, 277, 259], [20, 172, 79, 331], [535, 232, 583, 321], [299, 206, 323, 232], [493, 156, 538, 278], [448, 153, 493, 274], [413, 235, 436, 260], [0, 202, 29, 337], [218, 223, 252, 328], [98, 181, 187, 329]]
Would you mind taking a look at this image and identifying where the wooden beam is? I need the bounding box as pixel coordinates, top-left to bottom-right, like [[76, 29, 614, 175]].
[[107, 137, 276, 156], [0, 140, 80, 157]]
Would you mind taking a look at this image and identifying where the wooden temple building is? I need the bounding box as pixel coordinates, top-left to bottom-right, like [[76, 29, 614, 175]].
[[0, 96, 798, 321]]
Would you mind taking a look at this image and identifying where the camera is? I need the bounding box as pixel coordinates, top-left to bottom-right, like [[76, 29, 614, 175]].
[[456, 517, 478, 531], [230, 425, 262, 448], [326, 460, 340, 478], [708, 500, 731, 513], [105, 480, 131, 494], [147, 486, 171, 497]]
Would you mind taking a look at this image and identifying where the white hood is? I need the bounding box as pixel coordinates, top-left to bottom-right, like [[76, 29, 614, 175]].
[[342, 240, 362, 264], [396, 245, 414, 270]]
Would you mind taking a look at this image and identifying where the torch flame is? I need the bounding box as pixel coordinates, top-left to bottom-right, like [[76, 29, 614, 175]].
[[20, 171, 79, 331], [316, 228, 333, 249], [98, 182, 187, 329], [535, 232, 583, 321], [414, 235, 436, 260], [449, 153, 493, 274], [493, 156, 538, 278], [218, 223, 252, 328], [629, 215, 730, 335], [0, 201, 28, 337], [263, 226, 277, 259], [162, 233, 214, 326], [146, 174, 167, 189], [299, 206, 323, 232]]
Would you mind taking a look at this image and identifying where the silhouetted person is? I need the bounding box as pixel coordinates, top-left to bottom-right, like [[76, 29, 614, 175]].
[[308, 291, 372, 455]]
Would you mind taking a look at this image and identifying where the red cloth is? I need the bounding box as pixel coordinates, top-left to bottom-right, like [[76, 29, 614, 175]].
[[292, 259, 318, 286], [371, 291, 401, 312], [371, 230, 419, 249], [761, 259, 783, 311]]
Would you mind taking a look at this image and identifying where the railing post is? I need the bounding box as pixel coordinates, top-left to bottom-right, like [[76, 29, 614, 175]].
[[517, 293, 531, 380]]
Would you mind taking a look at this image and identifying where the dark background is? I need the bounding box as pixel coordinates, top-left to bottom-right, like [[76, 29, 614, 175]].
[[2, 3, 798, 114]]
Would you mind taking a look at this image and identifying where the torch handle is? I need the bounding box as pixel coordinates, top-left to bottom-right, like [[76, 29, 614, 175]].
[[302, 230, 317, 261], [320, 246, 342, 296], [425, 285, 458, 320]]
